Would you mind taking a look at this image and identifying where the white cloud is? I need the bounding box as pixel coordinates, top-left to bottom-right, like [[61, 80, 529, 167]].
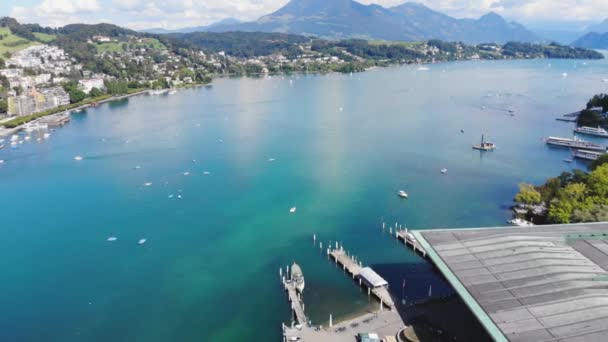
[[8, 0, 608, 30]]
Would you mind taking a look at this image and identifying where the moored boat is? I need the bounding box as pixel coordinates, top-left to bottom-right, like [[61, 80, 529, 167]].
[[291, 262, 305, 293], [545, 136, 606, 151], [508, 218, 535, 227], [574, 149, 606, 161], [472, 134, 496, 151], [574, 126, 608, 137]]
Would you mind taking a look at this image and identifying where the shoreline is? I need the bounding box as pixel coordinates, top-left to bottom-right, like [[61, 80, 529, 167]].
[[0, 89, 153, 138]]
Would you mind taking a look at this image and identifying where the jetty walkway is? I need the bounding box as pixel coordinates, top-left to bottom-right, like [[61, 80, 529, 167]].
[[328, 246, 395, 310]]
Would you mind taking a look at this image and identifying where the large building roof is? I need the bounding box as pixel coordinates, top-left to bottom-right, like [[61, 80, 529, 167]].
[[413, 222, 608, 342], [359, 267, 389, 288]]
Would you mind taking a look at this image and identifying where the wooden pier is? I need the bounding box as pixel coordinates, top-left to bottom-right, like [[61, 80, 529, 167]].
[[328, 247, 395, 310], [395, 229, 427, 258], [283, 277, 307, 326]]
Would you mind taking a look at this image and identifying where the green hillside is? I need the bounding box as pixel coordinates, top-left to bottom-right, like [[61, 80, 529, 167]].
[[0, 27, 37, 56]]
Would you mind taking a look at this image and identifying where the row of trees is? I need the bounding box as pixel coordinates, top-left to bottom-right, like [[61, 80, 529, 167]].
[[577, 94, 608, 127], [515, 156, 608, 223]]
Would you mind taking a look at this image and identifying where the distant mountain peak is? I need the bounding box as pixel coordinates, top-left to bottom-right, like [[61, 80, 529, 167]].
[[205, 1, 537, 44], [479, 12, 505, 22]]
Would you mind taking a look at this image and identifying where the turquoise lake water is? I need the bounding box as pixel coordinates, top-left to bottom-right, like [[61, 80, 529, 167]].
[[1, 58, 608, 341]]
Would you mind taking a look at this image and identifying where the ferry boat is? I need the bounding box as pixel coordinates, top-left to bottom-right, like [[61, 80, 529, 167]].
[[290, 262, 305, 293], [472, 135, 496, 151], [398, 190, 408, 198], [574, 150, 605, 161], [574, 126, 608, 137], [544, 136, 606, 151]]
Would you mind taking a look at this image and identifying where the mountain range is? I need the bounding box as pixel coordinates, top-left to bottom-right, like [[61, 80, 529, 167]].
[[147, 0, 539, 44], [572, 32, 608, 49]]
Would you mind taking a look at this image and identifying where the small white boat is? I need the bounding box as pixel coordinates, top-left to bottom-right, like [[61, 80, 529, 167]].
[[0, 160, 4, 164], [177, 195, 182, 199], [168, 194, 174, 199], [562, 72, 568, 78], [24, 136, 31, 141], [417, 66, 430, 71], [107, 236, 117, 242], [144, 182, 152, 187], [398, 190, 409, 198], [168, 89, 177, 95], [43, 133, 50, 139], [508, 218, 535, 227], [74, 155, 83, 161], [138, 238, 147, 245], [441, 168, 448, 174], [10, 135, 19, 142], [203, 171, 211, 175], [290, 207, 297, 213], [183, 172, 190, 176], [268, 158, 276, 162], [134, 165, 141, 169]]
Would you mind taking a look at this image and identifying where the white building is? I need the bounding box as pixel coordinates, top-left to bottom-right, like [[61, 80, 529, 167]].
[[78, 78, 105, 94]]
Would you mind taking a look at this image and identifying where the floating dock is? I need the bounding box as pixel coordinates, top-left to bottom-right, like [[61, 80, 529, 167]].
[[328, 246, 395, 310]]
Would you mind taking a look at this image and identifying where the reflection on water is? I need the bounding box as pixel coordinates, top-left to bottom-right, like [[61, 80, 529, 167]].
[[1, 58, 608, 341]]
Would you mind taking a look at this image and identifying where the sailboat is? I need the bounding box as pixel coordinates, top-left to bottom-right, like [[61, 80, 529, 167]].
[[472, 134, 496, 151]]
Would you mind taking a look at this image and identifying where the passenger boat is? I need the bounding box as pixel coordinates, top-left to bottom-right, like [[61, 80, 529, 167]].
[[574, 126, 608, 137], [472, 134, 496, 151], [574, 149, 605, 161], [291, 262, 305, 293], [545, 136, 606, 151]]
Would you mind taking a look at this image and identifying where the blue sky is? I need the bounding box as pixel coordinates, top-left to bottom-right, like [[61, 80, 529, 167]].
[[2, 0, 607, 30]]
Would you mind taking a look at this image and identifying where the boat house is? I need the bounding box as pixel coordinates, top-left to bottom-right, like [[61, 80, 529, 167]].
[[358, 267, 389, 289]]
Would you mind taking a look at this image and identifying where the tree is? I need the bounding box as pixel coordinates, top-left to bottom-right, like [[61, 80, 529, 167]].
[[548, 183, 590, 223], [587, 164, 608, 199], [69, 89, 86, 103], [591, 154, 608, 171], [515, 183, 542, 205], [0, 99, 7, 114], [89, 87, 104, 97]]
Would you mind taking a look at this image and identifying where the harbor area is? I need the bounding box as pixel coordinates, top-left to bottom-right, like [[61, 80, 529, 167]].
[[278, 232, 491, 342]]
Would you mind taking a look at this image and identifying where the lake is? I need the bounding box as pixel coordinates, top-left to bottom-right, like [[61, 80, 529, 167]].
[[1, 58, 608, 341]]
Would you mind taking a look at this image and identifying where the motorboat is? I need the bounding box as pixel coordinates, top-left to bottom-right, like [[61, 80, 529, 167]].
[[508, 218, 535, 227], [138, 238, 147, 245], [291, 262, 305, 293], [74, 155, 83, 161], [441, 168, 448, 174], [107, 236, 117, 242], [290, 207, 297, 213], [398, 190, 409, 198]]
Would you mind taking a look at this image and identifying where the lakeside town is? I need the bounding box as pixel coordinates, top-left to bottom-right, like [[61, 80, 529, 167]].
[[0, 16, 604, 136]]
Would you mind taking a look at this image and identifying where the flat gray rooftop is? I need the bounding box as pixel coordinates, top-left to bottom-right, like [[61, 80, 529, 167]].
[[413, 222, 608, 342]]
